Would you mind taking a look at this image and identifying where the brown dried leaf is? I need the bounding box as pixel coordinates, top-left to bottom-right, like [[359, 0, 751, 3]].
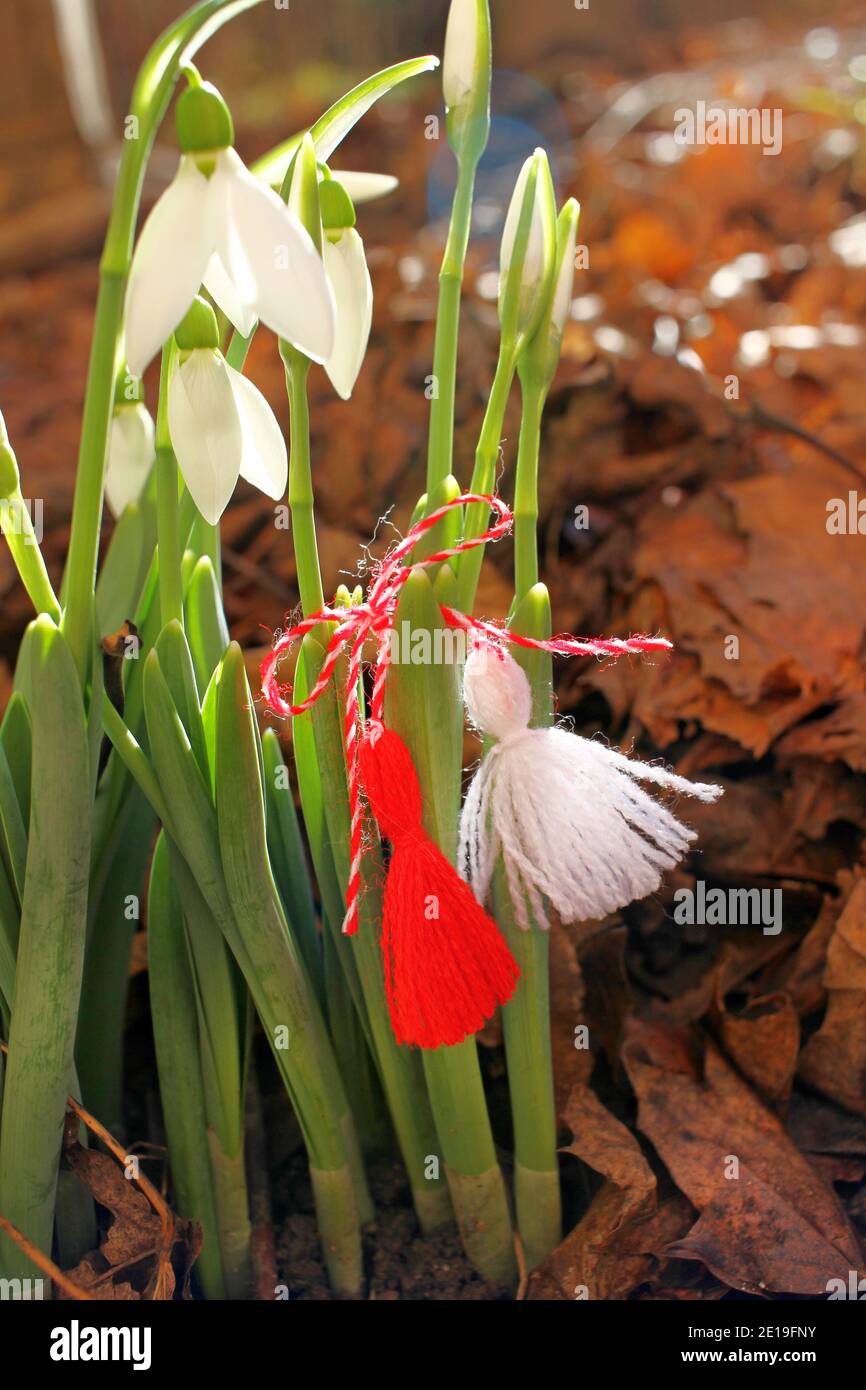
[[528, 1081, 681, 1301], [799, 878, 866, 1118], [622, 1018, 863, 1294]]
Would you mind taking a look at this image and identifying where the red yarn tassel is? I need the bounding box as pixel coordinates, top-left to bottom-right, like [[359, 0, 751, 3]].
[[358, 726, 520, 1049]]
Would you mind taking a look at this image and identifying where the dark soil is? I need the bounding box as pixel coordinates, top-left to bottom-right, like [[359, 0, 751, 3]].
[[276, 1158, 509, 1301]]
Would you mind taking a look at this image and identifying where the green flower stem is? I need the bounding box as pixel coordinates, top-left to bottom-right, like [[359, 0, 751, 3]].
[[385, 569, 516, 1287], [513, 380, 545, 600], [493, 584, 561, 1271], [282, 348, 325, 615], [155, 343, 184, 628], [62, 274, 126, 682], [62, 0, 268, 684], [455, 344, 517, 613], [425, 156, 479, 495]]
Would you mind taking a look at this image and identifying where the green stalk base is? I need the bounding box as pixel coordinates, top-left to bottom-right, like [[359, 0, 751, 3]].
[[423, 1043, 517, 1289], [444, 1164, 516, 1288], [412, 1180, 454, 1234], [207, 1129, 253, 1300], [498, 913, 561, 1270], [310, 1164, 364, 1298], [514, 1162, 562, 1273]]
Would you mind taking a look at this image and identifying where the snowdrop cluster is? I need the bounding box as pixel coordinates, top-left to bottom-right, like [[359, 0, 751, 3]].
[[112, 76, 382, 522]]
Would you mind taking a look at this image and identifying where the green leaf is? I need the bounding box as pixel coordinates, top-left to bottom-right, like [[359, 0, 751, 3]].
[[153, 620, 210, 784], [0, 738, 27, 907], [0, 618, 91, 1279], [147, 833, 226, 1300], [213, 643, 366, 1292], [0, 853, 19, 1025], [0, 693, 31, 830], [252, 55, 439, 186], [184, 555, 230, 696], [261, 727, 323, 1001], [95, 501, 151, 636]]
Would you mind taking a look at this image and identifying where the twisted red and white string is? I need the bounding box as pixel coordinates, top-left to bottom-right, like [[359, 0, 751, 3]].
[[260, 493, 672, 935]]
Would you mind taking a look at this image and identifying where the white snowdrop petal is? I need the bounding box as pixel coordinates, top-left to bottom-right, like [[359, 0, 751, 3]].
[[323, 229, 373, 400], [499, 155, 533, 278], [550, 220, 579, 339], [104, 404, 155, 517], [125, 157, 211, 376], [226, 364, 288, 500], [443, 0, 479, 109], [167, 350, 243, 525], [333, 171, 398, 204], [214, 149, 336, 363], [203, 251, 258, 338]]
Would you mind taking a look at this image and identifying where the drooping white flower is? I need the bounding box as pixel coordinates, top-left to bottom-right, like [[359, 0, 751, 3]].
[[322, 228, 373, 400], [125, 147, 336, 377], [167, 349, 287, 524], [105, 402, 155, 517]]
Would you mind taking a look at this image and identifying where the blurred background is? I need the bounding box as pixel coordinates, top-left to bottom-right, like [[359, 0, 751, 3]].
[[1, 0, 866, 746]]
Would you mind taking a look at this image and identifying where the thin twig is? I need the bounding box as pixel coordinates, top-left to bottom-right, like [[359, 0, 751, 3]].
[[65, 1093, 177, 1299], [514, 1231, 529, 1301], [0, 1212, 90, 1301], [0, 1041, 178, 1301]]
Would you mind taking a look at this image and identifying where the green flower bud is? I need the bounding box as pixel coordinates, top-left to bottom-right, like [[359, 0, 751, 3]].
[[176, 78, 234, 155], [288, 133, 324, 256], [518, 198, 581, 393], [498, 149, 557, 357], [443, 0, 492, 164], [319, 176, 356, 234], [174, 295, 220, 352]]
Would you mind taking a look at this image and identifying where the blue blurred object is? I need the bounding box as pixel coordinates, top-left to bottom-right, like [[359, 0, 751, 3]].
[[427, 68, 573, 241]]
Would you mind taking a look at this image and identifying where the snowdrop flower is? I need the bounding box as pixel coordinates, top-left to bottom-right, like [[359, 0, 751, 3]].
[[317, 175, 373, 400], [167, 298, 287, 525], [105, 399, 155, 518], [125, 77, 335, 377]]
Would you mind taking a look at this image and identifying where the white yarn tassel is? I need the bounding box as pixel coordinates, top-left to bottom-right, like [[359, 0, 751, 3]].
[[459, 645, 723, 929]]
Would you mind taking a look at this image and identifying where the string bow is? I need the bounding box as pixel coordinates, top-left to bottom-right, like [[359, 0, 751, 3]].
[[260, 492, 671, 939]]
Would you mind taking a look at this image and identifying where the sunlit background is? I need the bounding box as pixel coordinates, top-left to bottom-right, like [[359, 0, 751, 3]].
[[0, 0, 864, 669]]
